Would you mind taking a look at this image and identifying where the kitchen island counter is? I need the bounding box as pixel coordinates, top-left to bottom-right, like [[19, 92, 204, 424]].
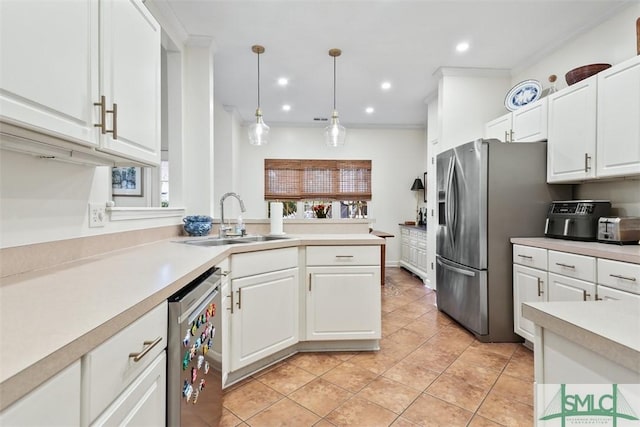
[[0, 234, 383, 410]]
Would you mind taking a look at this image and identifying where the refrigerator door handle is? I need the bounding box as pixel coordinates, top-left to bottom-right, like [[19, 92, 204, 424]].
[[436, 257, 476, 277], [445, 157, 455, 249], [449, 160, 458, 248]]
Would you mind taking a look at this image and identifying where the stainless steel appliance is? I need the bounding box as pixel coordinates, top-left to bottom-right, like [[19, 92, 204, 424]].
[[598, 217, 640, 245], [544, 200, 611, 241], [168, 266, 222, 426], [436, 139, 571, 342]]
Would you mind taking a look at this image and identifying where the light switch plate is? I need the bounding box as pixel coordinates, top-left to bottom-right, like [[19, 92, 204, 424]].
[[89, 203, 106, 227]]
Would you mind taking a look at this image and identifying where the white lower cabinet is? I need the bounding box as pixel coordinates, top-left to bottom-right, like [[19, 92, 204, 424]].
[[306, 246, 381, 341], [399, 226, 428, 282], [596, 284, 640, 302], [90, 352, 166, 427], [229, 248, 299, 371], [82, 301, 168, 426], [548, 273, 596, 302], [0, 361, 81, 426], [513, 264, 547, 342]]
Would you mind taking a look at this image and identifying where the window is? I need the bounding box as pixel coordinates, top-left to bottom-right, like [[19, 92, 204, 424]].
[[264, 159, 371, 201]]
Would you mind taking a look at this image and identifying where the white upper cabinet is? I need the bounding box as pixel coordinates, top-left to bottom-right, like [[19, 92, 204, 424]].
[[0, 0, 161, 166], [596, 55, 640, 178], [547, 77, 598, 182], [99, 0, 161, 165], [0, 1, 99, 147], [484, 98, 547, 143]]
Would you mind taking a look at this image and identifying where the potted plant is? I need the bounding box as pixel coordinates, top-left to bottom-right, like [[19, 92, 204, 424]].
[[313, 204, 328, 218]]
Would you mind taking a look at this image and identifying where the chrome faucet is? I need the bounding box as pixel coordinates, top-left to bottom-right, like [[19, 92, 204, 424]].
[[219, 192, 246, 237]]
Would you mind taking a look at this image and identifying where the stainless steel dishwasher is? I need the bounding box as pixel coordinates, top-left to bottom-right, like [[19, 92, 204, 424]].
[[167, 266, 222, 426]]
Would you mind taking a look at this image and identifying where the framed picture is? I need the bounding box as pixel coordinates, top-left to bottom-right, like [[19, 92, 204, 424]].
[[112, 167, 143, 197], [423, 172, 427, 202]]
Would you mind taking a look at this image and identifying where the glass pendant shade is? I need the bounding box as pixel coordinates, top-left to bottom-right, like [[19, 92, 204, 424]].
[[248, 108, 269, 146], [324, 110, 346, 147]]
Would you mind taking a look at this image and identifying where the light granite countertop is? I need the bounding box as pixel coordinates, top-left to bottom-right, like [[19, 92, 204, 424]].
[[0, 234, 383, 410], [510, 237, 640, 264], [523, 300, 640, 373]]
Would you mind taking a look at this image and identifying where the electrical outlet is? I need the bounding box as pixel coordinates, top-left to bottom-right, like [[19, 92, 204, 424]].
[[89, 203, 106, 227]]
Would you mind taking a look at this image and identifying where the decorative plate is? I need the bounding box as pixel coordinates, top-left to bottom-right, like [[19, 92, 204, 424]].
[[504, 79, 541, 111]]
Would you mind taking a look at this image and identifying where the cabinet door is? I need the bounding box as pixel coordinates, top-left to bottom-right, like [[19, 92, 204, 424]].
[[513, 265, 546, 342], [548, 273, 595, 302], [547, 77, 597, 182], [596, 285, 640, 302], [90, 352, 166, 427], [484, 113, 512, 142], [306, 266, 381, 340], [0, 361, 80, 426], [597, 56, 640, 178], [100, 0, 161, 165], [0, 0, 99, 147], [230, 268, 299, 371], [512, 98, 547, 142]]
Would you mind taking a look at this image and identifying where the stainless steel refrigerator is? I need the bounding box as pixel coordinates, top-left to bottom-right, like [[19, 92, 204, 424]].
[[436, 139, 570, 342]]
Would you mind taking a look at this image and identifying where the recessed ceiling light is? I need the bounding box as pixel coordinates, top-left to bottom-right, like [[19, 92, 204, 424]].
[[277, 77, 289, 86], [365, 107, 374, 114], [456, 42, 470, 52], [381, 81, 391, 90], [282, 104, 291, 111]]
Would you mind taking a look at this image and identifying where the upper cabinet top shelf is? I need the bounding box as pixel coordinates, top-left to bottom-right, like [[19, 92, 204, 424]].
[[0, 0, 161, 167]]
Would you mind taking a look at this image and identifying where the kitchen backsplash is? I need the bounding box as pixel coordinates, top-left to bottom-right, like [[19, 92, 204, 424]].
[[575, 179, 640, 216]]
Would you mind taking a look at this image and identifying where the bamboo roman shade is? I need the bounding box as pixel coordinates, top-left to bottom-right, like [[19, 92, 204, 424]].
[[264, 159, 372, 201]]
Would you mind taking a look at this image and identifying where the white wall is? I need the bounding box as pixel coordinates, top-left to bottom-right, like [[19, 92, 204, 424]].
[[214, 114, 427, 265]]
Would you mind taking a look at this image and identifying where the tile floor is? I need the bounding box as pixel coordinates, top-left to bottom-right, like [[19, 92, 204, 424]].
[[221, 267, 534, 426]]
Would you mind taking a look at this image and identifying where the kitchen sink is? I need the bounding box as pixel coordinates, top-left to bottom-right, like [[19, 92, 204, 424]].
[[177, 234, 290, 247]]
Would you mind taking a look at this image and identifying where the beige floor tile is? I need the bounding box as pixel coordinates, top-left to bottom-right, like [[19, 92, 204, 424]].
[[222, 379, 284, 420], [314, 420, 337, 427], [246, 397, 321, 427], [401, 394, 474, 426], [289, 378, 353, 417], [324, 396, 398, 426], [390, 417, 421, 426], [425, 373, 488, 412], [502, 355, 534, 383], [469, 340, 519, 358], [402, 342, 460, 373], [356, 376, 421, 414], [391, 299, 433, 319], [456, 345, 511, 372], [444, 358, 502, 390], [219, 408, 243, 427], [426, 331, 473, 355], [414, 309, 453, 327], [321, 361, 378, 393], [382, 310, 416, 326], [382, 359, 440, 391], [288, 352, 345, 376], [402, 319, 441, 339], [255, 362, 317, 395], [467, 414, 505, 426], [386, 327, 430, 349], [344, 351, 398, 376], [477, 391, 534, 426], [491, 373, 534, 406]]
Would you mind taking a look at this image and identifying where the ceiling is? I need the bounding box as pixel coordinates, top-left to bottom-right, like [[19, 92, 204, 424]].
[[157, 0, 629, 128]]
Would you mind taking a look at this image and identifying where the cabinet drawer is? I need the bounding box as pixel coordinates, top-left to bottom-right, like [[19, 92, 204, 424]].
[[597, 259, 640, 295], [597, 284, 640, 302], [513, 245, 547, 270], [307, 245, 380, 266], [83, 302, 168, 423], [548, 250, 595, 282], [231, 247, 298, 278]]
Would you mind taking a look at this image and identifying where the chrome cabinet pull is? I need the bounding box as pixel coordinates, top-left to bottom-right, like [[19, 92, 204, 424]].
[[129, 337, 162, 362], [555, 262, 575, 269], [609, 274, 636, 282], [222, 270, 230, 276], [504, 130, 509, 142], [517, 254, 533, 259], [335, 255, 354, 258], [537, 278, 544, 297], [583, 290, 590, 301], [584, 153, 591, 172], [236, 288, 242, 309], [94, 95, 106, 134], [106, 103, 118, 140], [509, 129, 514, 142], [308, 273, 312, 292], [227, 293, 234, 314], [595, 293, 602, 301]]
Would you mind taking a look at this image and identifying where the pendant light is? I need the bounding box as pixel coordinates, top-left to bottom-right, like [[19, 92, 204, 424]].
[[324, 48, 346, 147], [248, 45, 269, 146]]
